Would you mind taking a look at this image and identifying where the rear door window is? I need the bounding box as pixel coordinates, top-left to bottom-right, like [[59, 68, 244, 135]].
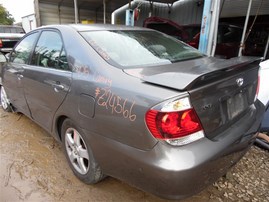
[[30, 31, 69, 71]]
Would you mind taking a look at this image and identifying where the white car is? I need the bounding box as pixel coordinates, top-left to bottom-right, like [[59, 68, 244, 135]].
[[0, 25, 25, 53], [258, 60, 269, 107]]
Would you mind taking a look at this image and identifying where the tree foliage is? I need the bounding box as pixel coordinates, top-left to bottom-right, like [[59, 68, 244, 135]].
[[0, 4, 15, 25]]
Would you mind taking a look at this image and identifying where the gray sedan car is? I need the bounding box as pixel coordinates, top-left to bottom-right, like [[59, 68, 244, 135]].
[[0, 24, 264, 200]]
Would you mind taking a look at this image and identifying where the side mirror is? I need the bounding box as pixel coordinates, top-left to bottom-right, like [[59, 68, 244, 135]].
[[0, 52, 7, 63]]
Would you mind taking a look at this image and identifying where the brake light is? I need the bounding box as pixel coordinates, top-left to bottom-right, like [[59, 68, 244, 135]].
[[0, 39, 2, 48], [146, 96, 204, 146]]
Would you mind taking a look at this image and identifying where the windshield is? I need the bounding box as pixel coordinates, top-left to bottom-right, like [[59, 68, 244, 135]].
[[80, 30, 203, 68]]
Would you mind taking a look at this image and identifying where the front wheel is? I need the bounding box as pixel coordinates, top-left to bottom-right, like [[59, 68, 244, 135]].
[[0, 85, 12, 112], [61, 119, 105, 184]]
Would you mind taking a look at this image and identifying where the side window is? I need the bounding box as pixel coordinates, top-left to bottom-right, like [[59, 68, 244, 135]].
[[58, 49, 69, 70], [10, 32, 39, 64], [31, 31, 69, 70]]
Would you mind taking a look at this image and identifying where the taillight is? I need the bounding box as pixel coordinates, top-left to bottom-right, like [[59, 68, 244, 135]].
[[0, 39, 2, 48], [146, 96, 204, 146]]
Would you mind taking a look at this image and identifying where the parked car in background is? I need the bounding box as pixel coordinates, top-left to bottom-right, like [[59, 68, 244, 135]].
[[258, 59, 269, 132], [258, 60, 269, 107], [256, 60, 269, 150], [243, 22, 269, 58], [143, 17, 267, 59], [143, 16, 200, 43], [143, 17, 242, 58], [188, 24, 243, 59], [0, 24, 264, 200], [0, 25, 25, 53]]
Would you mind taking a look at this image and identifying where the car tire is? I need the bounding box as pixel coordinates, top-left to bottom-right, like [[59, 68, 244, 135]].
[[0, 85, 12, 112], [61, 118, 105, 184]]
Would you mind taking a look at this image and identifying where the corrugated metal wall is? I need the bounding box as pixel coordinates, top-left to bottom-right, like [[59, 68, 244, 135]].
[[114, 0, 203, 26], [114, 0, 268, 26], [221, 0, 269, 18], [171, 0, 203, 24], [171, 0, 203, 25], [136, 2, 170, 24], [36, 0, 269, 26], [38, 2, 109, 26]]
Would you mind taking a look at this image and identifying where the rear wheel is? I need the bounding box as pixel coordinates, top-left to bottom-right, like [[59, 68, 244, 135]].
[[0, 86, 12, 112], [61, 119, 105, 184]]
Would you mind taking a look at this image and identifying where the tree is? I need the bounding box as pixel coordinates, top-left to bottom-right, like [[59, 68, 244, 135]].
[[0, 4, 15, 25]]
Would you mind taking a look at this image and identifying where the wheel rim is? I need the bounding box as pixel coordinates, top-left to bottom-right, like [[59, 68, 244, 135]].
[[65, 128, 90, 175], [1, 86, 9, 110]]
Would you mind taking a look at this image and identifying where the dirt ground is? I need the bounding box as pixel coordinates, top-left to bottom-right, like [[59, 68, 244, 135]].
[[0, 109, 268, 202]]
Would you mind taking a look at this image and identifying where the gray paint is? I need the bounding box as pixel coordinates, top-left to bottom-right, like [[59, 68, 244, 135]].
[[1, 24, 264, 200]]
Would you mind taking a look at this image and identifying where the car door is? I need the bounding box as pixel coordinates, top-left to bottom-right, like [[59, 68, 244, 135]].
[[3, 32, 39, 116], [22, 30, 72, 131]]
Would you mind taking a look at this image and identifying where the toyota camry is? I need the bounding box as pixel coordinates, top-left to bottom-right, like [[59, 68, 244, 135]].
[[0, 24, 264, 200]]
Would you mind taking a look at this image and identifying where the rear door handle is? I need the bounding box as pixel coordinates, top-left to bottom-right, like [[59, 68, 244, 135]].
[[17, 74, 24, 80], [53, 83, 65, 92]]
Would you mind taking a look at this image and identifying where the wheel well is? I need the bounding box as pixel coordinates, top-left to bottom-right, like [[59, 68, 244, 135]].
[[56, 115, 68, 142]]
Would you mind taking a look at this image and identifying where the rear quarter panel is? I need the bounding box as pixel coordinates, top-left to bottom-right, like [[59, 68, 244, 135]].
[[52, 26, 181, 151]]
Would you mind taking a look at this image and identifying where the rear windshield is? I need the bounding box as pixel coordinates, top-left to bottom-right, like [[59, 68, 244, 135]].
[[147, 23, 183, 39], [80, 30, 203, 68], [184, 27, 201, 41], [0, 27, 25, 33]]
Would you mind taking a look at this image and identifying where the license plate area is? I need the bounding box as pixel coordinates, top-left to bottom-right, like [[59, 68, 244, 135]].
[[227, 92, 248, 120]]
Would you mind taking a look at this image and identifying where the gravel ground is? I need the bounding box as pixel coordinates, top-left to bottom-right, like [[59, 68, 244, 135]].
[[209, 146, 269, 202], [0, 109, 269, 201]]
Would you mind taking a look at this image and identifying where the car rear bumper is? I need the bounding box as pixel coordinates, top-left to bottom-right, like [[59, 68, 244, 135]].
[[85, 100, 264, 200], [0, 48, 13, 53]]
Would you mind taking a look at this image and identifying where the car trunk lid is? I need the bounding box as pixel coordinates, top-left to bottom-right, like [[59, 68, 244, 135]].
[[124, 56, 261, 139]]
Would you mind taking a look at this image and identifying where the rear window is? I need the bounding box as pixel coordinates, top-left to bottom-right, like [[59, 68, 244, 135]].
[[80, 30, 203, 68], [184, 27, 201, 41], [0, 27, 25, 33], [146, 23, 183, 39]]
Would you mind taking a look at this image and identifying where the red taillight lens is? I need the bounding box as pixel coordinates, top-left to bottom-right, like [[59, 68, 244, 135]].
[[146, 108, 203, 140], [0, 39, 2, 48]]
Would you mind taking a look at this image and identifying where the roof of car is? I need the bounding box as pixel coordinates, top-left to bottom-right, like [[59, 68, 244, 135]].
[[0, 25, 23, 28], [39, 24, 149, 32]]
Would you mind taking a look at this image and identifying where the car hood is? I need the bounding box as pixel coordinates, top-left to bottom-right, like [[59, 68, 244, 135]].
[[123, 56, 261, 91]]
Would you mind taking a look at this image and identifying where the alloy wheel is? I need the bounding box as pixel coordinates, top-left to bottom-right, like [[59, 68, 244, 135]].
[[65, 127, 90, 175], [1, 86, 10, 110]]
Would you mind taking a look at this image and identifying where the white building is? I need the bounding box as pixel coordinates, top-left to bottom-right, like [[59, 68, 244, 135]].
[[22, 14, 37, 33]]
